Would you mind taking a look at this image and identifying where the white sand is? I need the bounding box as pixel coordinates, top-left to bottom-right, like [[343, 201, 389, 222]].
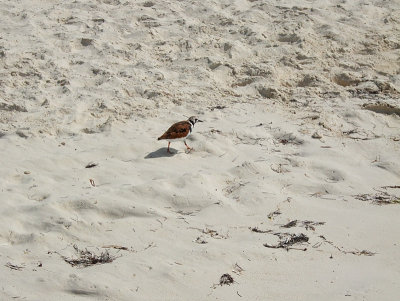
[[1, 0, 400, 300]]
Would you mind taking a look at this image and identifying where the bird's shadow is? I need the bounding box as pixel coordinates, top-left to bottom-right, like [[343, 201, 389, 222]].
[[144, 147, 178, 159]]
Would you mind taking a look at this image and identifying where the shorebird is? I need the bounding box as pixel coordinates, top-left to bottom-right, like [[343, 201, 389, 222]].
[[158, 116, 203, 153]]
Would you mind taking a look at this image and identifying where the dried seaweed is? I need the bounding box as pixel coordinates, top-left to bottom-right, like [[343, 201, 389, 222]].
[[355, 192, 400, 205], [250, 227, 272, 233], [85, 162, 98, 168], [209, 105, 226, 111], [281, 220, 325, 230], [176, 210, 198, 216], [264, 233, 309, 250], [346, 250, 376, 256], [202, 228, 227, 239], [381, 185, 400, 189], [316, 235, 376, 256], [301, 220, 325, 230], [63, 245, 119, 268], [275, 132, 304, 145], [194, 236, 208, 244], [270, 163, 289, 174], [267, 209, 281, 219], [363, 102, 400, 117], [102, 245, 129, 251], [281, 220, 298, 228], [5, 262, 24, 271], [342, 128, 378, 140], [219, 273, 234, 286], [232, 263, 244, 275]]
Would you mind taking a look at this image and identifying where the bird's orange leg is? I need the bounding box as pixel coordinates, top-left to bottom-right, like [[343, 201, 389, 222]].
[[167, 142, 172, 154], [184, 141, 192, 151]]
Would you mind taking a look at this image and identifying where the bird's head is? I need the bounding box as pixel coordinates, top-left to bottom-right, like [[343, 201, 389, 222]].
[[188, 116, 203, 125]]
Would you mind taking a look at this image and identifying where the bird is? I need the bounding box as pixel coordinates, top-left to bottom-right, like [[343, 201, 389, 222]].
[[158, 116, 203, 153]]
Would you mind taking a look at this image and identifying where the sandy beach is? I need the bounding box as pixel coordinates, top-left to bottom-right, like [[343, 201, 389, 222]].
[[1, 0, 399, 300]]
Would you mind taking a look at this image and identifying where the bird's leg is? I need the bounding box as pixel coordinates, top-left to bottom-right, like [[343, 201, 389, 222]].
[[167, 142, 172, 154], [184, 141, 192, 151]]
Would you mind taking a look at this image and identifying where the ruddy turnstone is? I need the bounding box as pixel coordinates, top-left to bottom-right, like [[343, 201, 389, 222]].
[[158, 116, 203, 153]]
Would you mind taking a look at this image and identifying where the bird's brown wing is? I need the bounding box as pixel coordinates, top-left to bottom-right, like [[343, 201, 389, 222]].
[[158, 121, 190, 140]]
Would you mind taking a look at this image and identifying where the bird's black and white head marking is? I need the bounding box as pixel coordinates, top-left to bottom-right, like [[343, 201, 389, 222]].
[[188, 116, 203, 127]]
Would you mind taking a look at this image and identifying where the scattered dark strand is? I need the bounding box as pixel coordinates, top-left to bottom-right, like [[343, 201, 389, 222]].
[[318, 236, 376, 256]]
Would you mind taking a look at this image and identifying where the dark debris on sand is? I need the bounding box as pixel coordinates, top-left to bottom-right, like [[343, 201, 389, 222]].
[[62, 245, 119, 268], [85, 162, 98, 168], [281, 220, 326, 230], [219, 273, 234, 286], [355, 192, 400, 205], [264, 233, 309, 251], [249, 227, 272, 233]]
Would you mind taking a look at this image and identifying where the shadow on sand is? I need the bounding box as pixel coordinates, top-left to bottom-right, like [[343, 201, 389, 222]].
[[144, 147, 178, 159]]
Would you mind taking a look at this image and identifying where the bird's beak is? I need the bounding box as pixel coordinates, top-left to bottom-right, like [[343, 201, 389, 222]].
[[198, 119, 204, 122]]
